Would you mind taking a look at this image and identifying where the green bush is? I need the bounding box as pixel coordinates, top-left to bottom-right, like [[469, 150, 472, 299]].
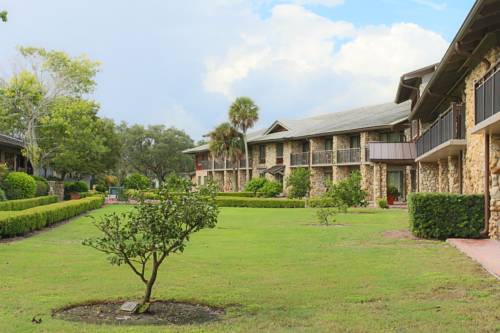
[[95, 184, 107, 193], [408, 193, 484, 240], [2, 172, 36, 200], [64, 181, 89, 194], [123, 173, 150, 190], [244, 178, 268, 194], [286, 168, 311, 198], [260, 181, 282, 198], [325, 171, 367, 207], [33, 176, 49, 197], [216, 197, 305, 208], [0, 195, 58, 211], [0, 163, 8, 182], [217, 192, 257, 197], [377, 198, 389, 209], [0, 196, 104, 238], [0, 188, 6, 201]]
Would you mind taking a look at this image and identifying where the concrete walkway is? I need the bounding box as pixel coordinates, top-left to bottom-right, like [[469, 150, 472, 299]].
[[447, 238, 500, 280]]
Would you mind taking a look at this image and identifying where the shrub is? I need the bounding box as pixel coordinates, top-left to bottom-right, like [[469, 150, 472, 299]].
[[377, 198, 389, 209], [260, 181, 282, 198], [0, 195, 58, 211], [325, 171, 367, 207], [104, 175, 119, 187], [217, 192, 256, 197], [0, 188, 6, 201], [123, 173, 150, 190], [216, 197, 305, 208], [286, 168, 311, 198], [244, 178, 268, 194], [64, 181, 89, 194], [0, 163, 8, 182], [2, 172, 36, 200], [0, 196, 104, 238], [408, 193, 484, 240], [33, 176, 49, 197]]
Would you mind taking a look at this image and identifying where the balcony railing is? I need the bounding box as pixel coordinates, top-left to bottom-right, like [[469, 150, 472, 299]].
[[198, 160, 211, 170], [416, 104, 465, 157], [337, 148, 361, 164], [290, 152, 310, 166], [214, 159, 225, 170], [475, 66, 500, 125], [312, 150, 334, 165]]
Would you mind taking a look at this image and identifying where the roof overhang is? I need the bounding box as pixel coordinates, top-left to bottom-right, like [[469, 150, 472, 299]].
[[410, 0, 500, 122], [0, 134, 24, 149], [395, 63, 438, 104]]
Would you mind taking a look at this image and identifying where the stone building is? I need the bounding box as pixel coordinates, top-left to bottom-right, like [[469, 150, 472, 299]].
[[184, 102, 416, 203], [395, 0, 500, 239]]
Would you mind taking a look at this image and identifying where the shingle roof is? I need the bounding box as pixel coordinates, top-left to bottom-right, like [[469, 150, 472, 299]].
[[183, 101, 411, 154], [0, 133, 24, 148]]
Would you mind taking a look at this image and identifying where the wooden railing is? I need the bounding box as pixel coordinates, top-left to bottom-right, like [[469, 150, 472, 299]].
[[337, 148, 361, 164], [290, 152, 310, 166], [312, 150, 334, 165], [416, 104, 465, 157]]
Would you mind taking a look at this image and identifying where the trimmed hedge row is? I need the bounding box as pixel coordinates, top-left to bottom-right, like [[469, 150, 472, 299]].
[[0, 195, 58, 211], [408, 193, 484, 240], [216, 197, 306, 208], [217, 192, 258, 198], [0, 196, 105, 238]]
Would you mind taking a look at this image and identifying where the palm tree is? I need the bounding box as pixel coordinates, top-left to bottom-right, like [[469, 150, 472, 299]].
[[208, 122, 244, 192], [229, 97, 259, 185]]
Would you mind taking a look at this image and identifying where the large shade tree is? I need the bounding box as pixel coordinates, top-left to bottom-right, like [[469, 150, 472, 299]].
[[208, 122, 244, 191], [0, 47, 100, 175], [229, 97, 259, 184]]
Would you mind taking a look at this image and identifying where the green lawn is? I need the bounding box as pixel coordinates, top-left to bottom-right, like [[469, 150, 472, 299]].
[[0, 206, 498, 332]]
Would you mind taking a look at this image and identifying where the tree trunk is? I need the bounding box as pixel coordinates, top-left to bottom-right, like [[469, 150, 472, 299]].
[[143, 262, 160, 305], [243, 134, 249, 185], [232, 167, 237, 192]]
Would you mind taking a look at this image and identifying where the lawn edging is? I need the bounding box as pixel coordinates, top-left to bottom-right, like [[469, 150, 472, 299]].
[[0, 196, 105, 238]]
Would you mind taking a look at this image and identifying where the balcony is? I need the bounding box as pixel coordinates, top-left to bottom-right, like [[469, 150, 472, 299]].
[[336, 148, 361, 165], [197, 160, 211, 170], [368, 142, 416, 164], [472, 66, 500, 134], [415, 103, 465, 162], [312, 150, 333, 165], [214, 159, 225, 170], [290, 152, 309, 166]]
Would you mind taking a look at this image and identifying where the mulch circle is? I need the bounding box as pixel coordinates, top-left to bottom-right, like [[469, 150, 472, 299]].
[[53, 300, 225, 326]]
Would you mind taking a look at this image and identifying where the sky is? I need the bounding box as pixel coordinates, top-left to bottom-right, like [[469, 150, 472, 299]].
[[0, 0, 474, 140]]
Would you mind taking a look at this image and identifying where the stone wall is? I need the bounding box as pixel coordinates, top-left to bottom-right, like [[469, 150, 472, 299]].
[[418, 162, 438, 192], [373, 163, 387, 200], [448, 156, 461, 193], [48, 181, 64, 201], [438, 159, 449, 192], [360, 164, 374, 201], [310, 167, 330, 197], [488, 135, 500, 239], [333, 165, 350, 182]]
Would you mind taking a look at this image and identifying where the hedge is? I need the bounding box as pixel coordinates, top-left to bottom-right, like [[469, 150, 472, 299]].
[[0, 196, 58, 211], [216, 197, 305, 208], [0, 196, 105, 238], [408, 193, 484, 240], [217, 192, 258, 198]]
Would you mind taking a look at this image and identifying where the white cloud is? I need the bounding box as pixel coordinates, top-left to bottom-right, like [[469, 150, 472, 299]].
[[161, 104, 206, 138], [411, 0, 447, 11]]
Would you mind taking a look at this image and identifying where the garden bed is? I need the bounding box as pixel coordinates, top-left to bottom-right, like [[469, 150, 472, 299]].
[[53, 300, 224, 326]]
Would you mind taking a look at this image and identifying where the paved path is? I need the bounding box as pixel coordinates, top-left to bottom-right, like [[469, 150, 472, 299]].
[[447, 238, 500, 279]]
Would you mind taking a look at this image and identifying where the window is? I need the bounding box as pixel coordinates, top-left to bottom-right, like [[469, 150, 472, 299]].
[[379, 132, 404, 143], [259, 145, 266, 164], [302, 141, 310, 152], [324, 139, 333, 151], [349, 135, 360, 148], [276, 143, 284, 165]]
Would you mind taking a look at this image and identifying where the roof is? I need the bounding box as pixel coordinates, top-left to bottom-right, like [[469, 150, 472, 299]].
[[368, 142, 416, 164], [408, 0, 500, 122], [0, 133, 24, 149], [395, 63, 438, 104], [183, 101, 411, 154]]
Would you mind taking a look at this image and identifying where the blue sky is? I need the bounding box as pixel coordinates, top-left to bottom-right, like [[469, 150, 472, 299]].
[[0, 0, 474, 140]]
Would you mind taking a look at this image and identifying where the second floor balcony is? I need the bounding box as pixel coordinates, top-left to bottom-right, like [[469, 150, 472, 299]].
[[312, 150, 333, 165], [290, 152, 310, 166], [337, 148, 361, 165], [415, 103, 465, 162]]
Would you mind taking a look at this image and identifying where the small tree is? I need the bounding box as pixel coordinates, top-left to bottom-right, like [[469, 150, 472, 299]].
[[123, 173, 150, 190], [83, 179, 219, 310], [316, 196, 348, 226], [325, 171, 368, 207], [286, 168, 311, 198]]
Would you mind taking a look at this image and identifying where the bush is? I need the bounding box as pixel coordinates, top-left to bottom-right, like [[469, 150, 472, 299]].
[[2, 172, 36, 200], [244, 178, 268, 194], [123, 173, 150, 190], [0, 163, 8, 182], [325, 171, 367, 207], [260, 181, 282, 198], [104, 175, 119, 187], [64, 181, 89, 194], [0, 188, 6, 201], [0, 195, 58, 211], [95, 184, 107, 193], [286, 168, 311, 198], [315, 196, 348, 226], [377, 198, 389, 209], [216, 197, 305, 208], [0, 196, 104, 238], [33, 176, 49, 197], [217, 192, 257, 197], [408, 193, 484, 240]]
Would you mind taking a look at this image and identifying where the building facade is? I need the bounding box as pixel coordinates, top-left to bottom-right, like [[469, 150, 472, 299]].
[[395, 0, 500, 239], [0, 133, 31, 174], [185, 102, 417, 203]]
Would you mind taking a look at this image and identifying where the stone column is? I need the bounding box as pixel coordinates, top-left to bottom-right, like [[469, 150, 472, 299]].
[[360, 164, 373, 201], [438, 159, 449, 192], [448, 156, 461, 194], [488, 135, 500, 239], [418, 162, 439, 192], [373, 163, 387, 201], [48, 181, 64, 201]]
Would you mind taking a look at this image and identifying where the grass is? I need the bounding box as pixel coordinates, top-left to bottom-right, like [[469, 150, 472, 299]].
[[0, 205, 498, 332]]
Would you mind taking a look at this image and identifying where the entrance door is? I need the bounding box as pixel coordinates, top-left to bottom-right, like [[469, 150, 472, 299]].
[[387, 170, 404, 201]]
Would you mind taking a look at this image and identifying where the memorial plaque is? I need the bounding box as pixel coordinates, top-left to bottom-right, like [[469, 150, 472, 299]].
[[119, 301, 139, 313]]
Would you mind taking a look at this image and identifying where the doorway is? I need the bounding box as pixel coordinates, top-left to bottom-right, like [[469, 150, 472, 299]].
[[387, 170, 405, 201]]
